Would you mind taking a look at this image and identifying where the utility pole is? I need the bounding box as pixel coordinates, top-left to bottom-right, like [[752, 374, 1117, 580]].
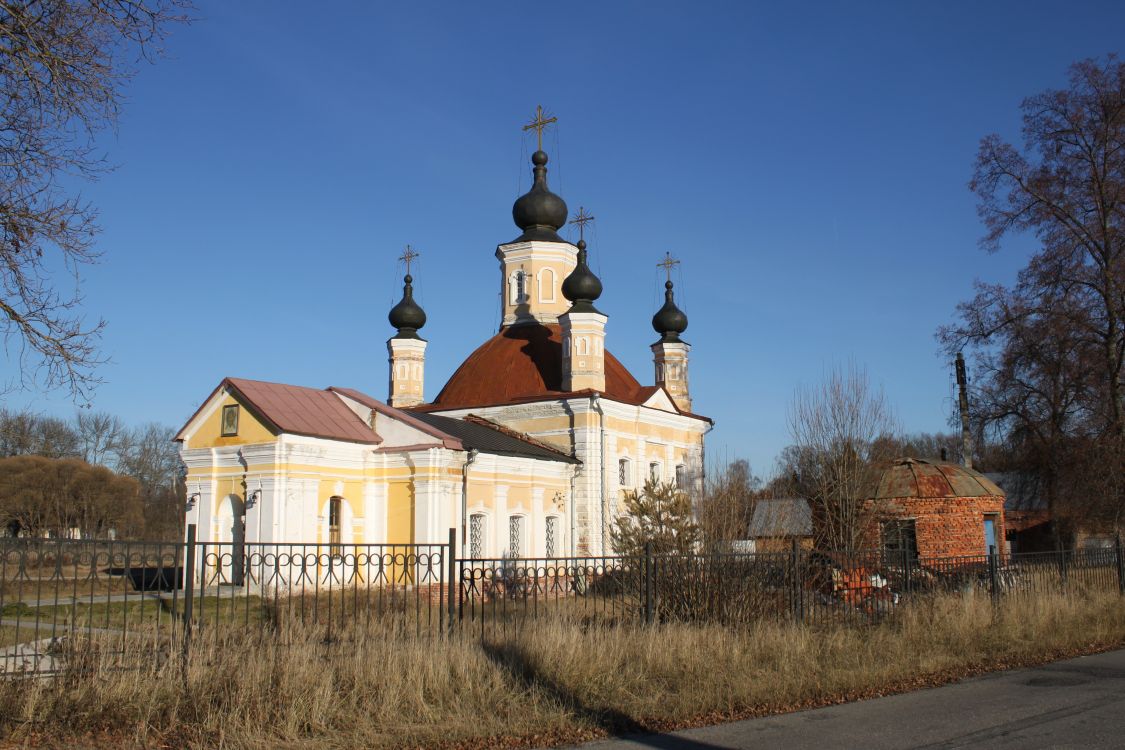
[[956, 352, 973, 470]]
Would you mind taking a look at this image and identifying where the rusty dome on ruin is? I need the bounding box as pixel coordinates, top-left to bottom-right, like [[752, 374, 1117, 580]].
[[870, 458, 1005, 500]]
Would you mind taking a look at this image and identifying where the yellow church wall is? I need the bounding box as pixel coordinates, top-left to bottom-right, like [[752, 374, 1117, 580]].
[[387, 481, 414, 544], [186, 393, 277, 449]]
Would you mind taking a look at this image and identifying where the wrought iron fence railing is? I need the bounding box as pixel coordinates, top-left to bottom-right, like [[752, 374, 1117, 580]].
[[3, 526, 1124, 674]]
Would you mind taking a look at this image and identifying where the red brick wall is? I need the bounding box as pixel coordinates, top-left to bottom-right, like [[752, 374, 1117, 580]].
[[865, 495, 1006, 558]]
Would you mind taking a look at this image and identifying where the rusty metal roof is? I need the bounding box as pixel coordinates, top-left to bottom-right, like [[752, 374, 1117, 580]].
[[871, 458, 1004, 500]]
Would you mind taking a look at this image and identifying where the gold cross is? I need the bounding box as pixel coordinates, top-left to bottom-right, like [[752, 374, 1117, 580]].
[[399, 245, 420, 275], [569, 206, 595, 242], [657, 251, 680, 283], [522, 104, 557, 151]]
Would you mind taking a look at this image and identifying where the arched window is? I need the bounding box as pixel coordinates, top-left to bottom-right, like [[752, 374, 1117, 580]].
[[508, 515, 525, 557], [576, 336, 589, 356], [545, 516, 559, 557], [539, 267, 556, 303], [328, 496, 342, 554], [618, 457, 632, 487], [469, 513, 486, 558], [508, 271, 528, 305]]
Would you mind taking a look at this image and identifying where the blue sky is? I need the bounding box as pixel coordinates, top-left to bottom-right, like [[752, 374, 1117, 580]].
[[8, 0, 1125, 476]]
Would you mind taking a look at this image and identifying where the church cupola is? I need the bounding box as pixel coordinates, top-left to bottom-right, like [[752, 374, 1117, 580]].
[[559, 209, 608, 393], [651, 254, 692, 412], [512, 150, 568, 243], [496, 106, 581, 329], [560, 239, 602, 313], [388, 273, 426, 340], [387, 250, 428, 408], [652, 280, 688, 342]]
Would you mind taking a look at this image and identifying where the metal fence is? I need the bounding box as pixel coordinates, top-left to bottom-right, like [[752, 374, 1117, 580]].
[[3, 527, 1123, 674], [456, 541, 1125, 634]]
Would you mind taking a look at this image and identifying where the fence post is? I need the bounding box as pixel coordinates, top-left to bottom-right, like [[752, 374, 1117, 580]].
[[1115, 534, 1124, 596], [790, 538, 803, 624], [901, 548, 910, 599], [988, 544, 999, 606], [181, 523, 196, 686], [648, 541, 657, 625], [447, 527, 457, 634]]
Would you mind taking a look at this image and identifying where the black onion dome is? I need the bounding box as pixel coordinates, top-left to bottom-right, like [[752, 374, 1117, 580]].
[[561, 239, 603, 314], [652, 281, 688, 343], [512, 150, 568, 243], [388, 274, 427, 339]]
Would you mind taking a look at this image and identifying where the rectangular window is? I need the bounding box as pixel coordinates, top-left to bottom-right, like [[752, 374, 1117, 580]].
[[618, 459, 630, 487], [882, 519, 918, 558], [221, 404, 239, 436], [649, 462, 661, 483], [675, 464, 687, 489], [545, 517, 557, 557], [469, 513, 484, 558]]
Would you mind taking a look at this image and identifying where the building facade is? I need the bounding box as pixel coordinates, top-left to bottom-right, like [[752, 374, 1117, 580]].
[[177, 134, 711, 558]]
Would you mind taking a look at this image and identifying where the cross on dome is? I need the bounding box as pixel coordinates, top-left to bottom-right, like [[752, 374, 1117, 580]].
[[569, 206, 595, 243], [658, 251, 681, 283], [399, 245, 420, 275], [522, 104, 557, 152]]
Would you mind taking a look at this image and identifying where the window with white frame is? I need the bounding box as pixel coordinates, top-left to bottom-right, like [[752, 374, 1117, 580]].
[[469, 513, 486, 558], [618, 457, 631, 487], [508, 515, 524, 557], [545, 516, 558, 557], [649, 462, 661, 483]]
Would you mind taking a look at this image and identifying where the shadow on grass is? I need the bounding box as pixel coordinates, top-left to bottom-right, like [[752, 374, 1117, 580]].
[[480, 640, 731, 750]]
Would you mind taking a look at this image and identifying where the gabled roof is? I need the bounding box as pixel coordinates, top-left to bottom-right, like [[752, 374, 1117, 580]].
[[177, 378, 580, 465], [175, 378, 381, 445], [749, 498, 813, 538], [416, 322, 711, 422], [328, 387, 462, 449], [407, 412, 580, 464]]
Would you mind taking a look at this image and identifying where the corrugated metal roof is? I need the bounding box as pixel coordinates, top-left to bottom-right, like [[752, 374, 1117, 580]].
[[749, 498, 813, 537], [407, 412, 579, 464]]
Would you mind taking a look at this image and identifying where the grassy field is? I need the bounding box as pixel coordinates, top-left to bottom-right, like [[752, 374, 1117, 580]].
[[1, 589, 1123, 749]]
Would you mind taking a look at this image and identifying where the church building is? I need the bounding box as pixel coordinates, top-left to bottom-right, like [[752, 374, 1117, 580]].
[[176, 115, 712, 558]]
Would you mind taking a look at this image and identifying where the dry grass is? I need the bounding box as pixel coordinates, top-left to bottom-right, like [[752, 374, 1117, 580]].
[[1, 590, 1124, 749]]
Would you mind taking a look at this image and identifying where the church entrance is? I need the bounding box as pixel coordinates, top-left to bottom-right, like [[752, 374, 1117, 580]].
[[217, 494, 246, 586]]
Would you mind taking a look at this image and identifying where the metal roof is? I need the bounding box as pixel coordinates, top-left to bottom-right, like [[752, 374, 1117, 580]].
[[407, 412, 579, 464], [749, 498, 813, 537], [872, 458, 1004, 500], [175, 378, 382, 445], [985, 472, 1046, 512]]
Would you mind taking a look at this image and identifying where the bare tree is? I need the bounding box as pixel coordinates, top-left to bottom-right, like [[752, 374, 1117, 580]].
[[967, 55, 1124, 436], [696, 458, 761, 549], [75, 410, 126, 466], [785, 364, 898, 552], [941, 55, 1125, 537], [0, 1, 190, 402]]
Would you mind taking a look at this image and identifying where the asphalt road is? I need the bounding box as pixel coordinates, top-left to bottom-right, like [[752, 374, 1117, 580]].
[[577, 648, 1125, 750]]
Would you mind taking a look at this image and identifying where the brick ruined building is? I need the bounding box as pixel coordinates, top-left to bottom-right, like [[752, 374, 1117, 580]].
[[866, 458, 1007, 558]]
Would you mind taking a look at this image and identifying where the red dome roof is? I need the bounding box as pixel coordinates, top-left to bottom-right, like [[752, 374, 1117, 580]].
[[422, 323, 650, 411], [872, 458, 1005, 500]]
